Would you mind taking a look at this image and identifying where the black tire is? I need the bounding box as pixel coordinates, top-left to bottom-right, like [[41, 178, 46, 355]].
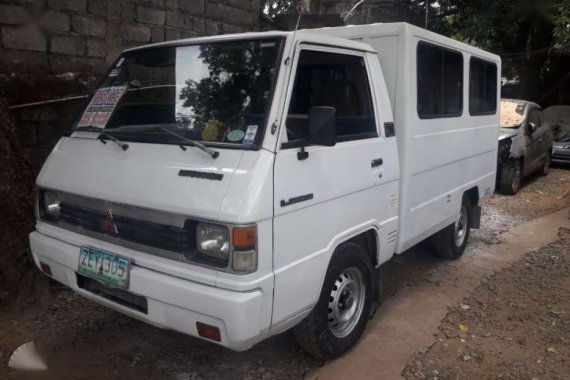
[[432, 196, 472, 260], [293, 242, 373, 360], [540, 154, 551, 176], [499, 159, 522, 195]]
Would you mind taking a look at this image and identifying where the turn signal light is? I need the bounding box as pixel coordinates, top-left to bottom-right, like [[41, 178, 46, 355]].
[[196, 322, 221, 342], [233, 226, 257, 250]]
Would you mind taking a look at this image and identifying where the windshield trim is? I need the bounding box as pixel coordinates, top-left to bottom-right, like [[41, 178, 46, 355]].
[[73, 37, 286, 150]]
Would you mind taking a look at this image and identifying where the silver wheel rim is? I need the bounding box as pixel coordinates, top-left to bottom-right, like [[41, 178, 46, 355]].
[[454, 205, 468, 247], [328, 267, 366, 338], [512, 162, 521, 191]]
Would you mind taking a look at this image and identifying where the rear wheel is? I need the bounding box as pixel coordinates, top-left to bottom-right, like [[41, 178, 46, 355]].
[[540, 154, 551, 176], [432, 196, 472, 260], [499, 159, 522, 195], [294, 242, 372, 360]]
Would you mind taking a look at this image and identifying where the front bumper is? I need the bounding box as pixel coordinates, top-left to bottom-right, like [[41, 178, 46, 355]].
[[29, 231, 268, 351], [552, 146, 570, 163]]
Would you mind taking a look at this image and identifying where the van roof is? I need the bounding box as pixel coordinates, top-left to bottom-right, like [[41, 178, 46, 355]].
[[122, 29, 378, 55]]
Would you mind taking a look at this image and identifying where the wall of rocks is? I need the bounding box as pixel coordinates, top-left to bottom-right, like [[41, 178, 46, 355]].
[[0, 0, 261, 169], [1, 0, 261, 77]]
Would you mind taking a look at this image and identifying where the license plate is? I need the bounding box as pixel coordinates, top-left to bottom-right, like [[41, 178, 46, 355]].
[[78, 247, 130, 288]]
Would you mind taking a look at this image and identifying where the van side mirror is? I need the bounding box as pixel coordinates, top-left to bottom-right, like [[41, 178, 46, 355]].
[[527, 122, 538, 134], [308, 106, 336, 147]]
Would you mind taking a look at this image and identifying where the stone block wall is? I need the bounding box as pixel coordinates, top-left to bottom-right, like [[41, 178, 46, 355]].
[[0, 0, 261, 77], [0, 0, 261, 169]]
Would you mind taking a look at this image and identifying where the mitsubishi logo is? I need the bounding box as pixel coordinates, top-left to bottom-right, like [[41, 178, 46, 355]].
[[101, 210, 118, 235]]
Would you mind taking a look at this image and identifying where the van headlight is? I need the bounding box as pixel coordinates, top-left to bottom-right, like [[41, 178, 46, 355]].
[[195, 223, 258, 272], [196, 223, 230, 261], [42, 191, 61, 220]]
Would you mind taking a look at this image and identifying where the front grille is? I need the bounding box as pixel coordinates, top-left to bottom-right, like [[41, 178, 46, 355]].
[[39, 190, 231, 270], [59, 203, 195, 254], [77, 274, 148, 314]]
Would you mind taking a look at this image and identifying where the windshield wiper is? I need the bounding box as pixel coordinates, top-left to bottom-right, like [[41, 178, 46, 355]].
[[156, 127, 219, 159], [75, 125, 129, 151]]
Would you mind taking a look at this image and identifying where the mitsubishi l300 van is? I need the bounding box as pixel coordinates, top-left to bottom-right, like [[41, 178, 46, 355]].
[[30, 23, 500, 359]]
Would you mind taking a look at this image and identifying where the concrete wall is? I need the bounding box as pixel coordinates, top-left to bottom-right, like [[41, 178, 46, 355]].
[[0, 0, 261, 169]]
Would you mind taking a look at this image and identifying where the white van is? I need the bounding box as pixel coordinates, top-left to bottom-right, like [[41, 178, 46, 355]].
[[29, 22, 500, 359]]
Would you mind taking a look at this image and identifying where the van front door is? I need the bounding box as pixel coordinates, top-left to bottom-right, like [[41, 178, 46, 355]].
[[270, 45, 400, 326]]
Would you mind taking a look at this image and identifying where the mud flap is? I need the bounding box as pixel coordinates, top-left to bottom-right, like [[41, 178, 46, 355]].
[[471, 205, 482, 229], [370, 265, 384, 317]]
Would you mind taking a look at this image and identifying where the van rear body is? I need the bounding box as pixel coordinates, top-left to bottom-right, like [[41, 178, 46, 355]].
[[30, 23, 500, 358]]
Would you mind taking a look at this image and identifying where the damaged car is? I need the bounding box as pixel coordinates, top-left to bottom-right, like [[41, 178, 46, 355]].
[[497, 99, 553, 194], [543, 105, 570, 164]]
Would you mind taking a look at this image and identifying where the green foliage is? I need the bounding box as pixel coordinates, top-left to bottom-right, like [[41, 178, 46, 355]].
[[263, 0, 299, 19], [420, 0, 568, 100], [260, 0, 569, 101], [554, 0, 570, 48]]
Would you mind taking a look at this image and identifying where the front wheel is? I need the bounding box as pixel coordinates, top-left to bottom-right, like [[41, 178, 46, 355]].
[[432, 196, 472, 260], [499, 159, 522, 194], [294, 242, 372, 360]]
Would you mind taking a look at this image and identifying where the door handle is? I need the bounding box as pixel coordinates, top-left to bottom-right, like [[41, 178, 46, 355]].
[[280, 193, 314, 207], [371, 158, 383, 168]]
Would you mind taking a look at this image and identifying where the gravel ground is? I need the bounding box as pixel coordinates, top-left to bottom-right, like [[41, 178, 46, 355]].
[[402, 230, 570, 380], [470, 167, 570, 248], [0, 168, 569, 380]]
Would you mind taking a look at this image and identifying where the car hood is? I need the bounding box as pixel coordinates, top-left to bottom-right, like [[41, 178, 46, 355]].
[[37, 136, 245, 221], [498, 128, 518, 141]]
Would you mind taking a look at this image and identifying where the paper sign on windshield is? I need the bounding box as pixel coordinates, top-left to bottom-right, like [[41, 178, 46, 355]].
[[243, 125, 258, 144], [77, 86, 127, 129]]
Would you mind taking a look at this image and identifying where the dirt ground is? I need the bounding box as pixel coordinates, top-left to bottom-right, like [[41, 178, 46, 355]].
[[400, 168, 570, 380], [0, 168, 569, 379], [402, 231, 570, 380], [0, 95, 37, 307], [470, 166, 570, 247]]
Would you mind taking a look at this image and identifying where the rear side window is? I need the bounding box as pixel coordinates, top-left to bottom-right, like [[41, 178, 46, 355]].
[[284, 49, 377, 146], [469, 57, 498, 115], [417, 42, 463, 119]]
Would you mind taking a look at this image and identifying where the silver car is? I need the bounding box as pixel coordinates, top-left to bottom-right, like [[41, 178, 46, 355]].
[[497, 99, 554, 194], [543, 105, 570, 164]]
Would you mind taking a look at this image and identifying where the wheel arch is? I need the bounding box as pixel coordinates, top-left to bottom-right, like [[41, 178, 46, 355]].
[[325, 228, 382, 307], [464, 186, 479, 207], [463, 186, 481, 229], [345, 228, 379, 268]]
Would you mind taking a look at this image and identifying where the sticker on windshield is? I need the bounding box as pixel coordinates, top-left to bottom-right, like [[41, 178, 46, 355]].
[[226, 129, 245, 142], [243, 125, 258, 144], [77, 86, 127, 129]]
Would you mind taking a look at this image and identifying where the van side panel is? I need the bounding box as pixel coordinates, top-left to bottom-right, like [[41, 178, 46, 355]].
[[311, 23, 501, 253], [396, 29, 500, 252]]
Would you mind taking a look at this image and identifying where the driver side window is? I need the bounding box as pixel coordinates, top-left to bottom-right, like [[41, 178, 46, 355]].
[[283, 49, 377, 147]]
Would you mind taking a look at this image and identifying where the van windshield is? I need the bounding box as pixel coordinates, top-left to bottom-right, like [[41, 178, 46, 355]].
[[76, 38, 283, 147]]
